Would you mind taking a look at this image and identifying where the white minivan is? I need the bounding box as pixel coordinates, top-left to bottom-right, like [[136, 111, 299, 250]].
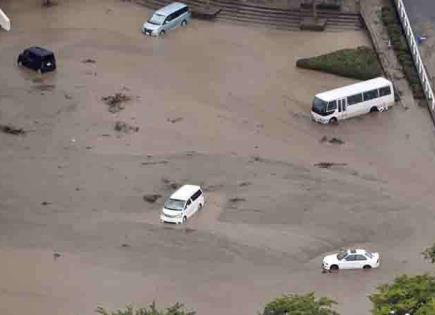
[[160, 185, 205, 224], [142, 2, 191, 37]]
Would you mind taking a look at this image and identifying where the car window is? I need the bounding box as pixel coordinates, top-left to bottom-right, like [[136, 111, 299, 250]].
[[345, 255, 356, 261], [191, 190, 202, 201], [365, 251, 373, 259], [166, 13, 176, 22], [148, 13, 165, 25], [186, 199, 192, 206], [356, 255, 367, 261], [327, 100, 337, 112], [347, 93, 363, 106], [379, 86, 391, 96], [363, 89, 379, 101], [173, 10, 181, 19]]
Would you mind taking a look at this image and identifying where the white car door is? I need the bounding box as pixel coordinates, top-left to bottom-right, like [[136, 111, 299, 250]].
[[337, 98, 347, 120], [185, 199, 194, 218], [354, 254, 368, 268], [341, 254, 357, 269], [164, 12, 178, 31]]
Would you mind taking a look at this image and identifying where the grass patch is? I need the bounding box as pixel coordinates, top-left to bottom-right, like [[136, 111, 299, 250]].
[[296, 46, 383, 80], [381, 4, 425, 99]]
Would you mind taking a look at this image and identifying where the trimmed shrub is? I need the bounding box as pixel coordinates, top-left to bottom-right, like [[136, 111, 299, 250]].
[[296, 46, 383, 80]]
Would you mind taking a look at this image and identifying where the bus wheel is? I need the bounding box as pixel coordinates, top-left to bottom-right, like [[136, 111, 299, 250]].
[[370, 107, 379, 112], [329, 117, 338, 125]]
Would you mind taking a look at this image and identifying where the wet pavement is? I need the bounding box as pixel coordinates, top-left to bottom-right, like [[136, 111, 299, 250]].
[[402, 0, 435, 101]]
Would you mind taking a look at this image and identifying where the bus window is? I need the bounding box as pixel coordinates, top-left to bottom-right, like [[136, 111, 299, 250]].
[[379, 86, 391, 96], [327, 100, 337, 112], [312, 97, 328, 115], [363, 89, 379, 101], [347, 93, 363, 105]]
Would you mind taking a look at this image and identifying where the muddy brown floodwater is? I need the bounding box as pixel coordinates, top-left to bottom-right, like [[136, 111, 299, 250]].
[[1, 0, 435, 314]]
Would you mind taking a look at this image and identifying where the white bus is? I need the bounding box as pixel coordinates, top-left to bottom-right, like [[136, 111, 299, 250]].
[[311, 77, 395, 124]]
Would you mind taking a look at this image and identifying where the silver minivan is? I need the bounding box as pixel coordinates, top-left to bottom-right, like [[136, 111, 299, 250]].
[[142, 2, 191, 37]]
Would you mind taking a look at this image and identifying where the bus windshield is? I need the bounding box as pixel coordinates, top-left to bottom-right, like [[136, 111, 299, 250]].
[[312, 97, 328, 115]]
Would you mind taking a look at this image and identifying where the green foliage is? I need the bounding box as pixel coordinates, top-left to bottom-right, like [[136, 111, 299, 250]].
[[260, 292, 339, 315], [296, 46, 383, 80], [422, 243, 435, 263], [96, 302, 195, 315], [369, 274, 435, 315], [381, 4, 424, 99], [414, 298, 435, 315]]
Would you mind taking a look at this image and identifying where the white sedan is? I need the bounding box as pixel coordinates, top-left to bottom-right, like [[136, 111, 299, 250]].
[[322, 249, 380, 271]]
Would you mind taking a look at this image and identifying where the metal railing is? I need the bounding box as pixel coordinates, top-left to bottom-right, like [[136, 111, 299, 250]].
[[393, 0, 435, 113]]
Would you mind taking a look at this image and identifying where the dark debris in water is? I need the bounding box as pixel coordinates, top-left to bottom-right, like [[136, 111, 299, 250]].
[[314, 162, 347, 169], [320, 136, 345, 144], [0, 124, 26, 135], [143, 194, 162, 203]]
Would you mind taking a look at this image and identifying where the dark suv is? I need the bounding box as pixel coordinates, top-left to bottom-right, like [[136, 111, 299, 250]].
[[17, 47, 56, 73]]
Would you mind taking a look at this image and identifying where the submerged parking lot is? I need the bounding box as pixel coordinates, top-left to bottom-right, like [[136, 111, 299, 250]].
[[1, 0, 435, 314]]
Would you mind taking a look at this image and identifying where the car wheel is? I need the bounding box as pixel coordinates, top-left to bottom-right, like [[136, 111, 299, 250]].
[[370, 106, 379, 113], [181, 20, 187, 26], [182, 216, 187, 223], [159, 30, 166, 36], [330, 265, 339, 272], [363, 265, 372, 270], [329, 117, 338, 125]]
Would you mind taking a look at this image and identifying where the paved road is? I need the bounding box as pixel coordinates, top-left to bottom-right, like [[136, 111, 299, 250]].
[[403, 0, 435, 26], [402, 0, 435, 90]]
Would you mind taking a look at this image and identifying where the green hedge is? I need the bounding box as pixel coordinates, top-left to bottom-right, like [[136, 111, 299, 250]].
[[296, 46, 383, 80], [381, 5, 425, 99]]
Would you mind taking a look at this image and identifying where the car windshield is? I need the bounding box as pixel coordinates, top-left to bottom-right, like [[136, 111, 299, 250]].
[[312, 97, 328, 115], [164, 198, 185, 211], [148, 13, 165, 25], [337, 251, 348, 260]]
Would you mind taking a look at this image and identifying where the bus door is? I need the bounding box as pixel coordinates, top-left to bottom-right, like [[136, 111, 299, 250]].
[[337, 98, 347, 120]]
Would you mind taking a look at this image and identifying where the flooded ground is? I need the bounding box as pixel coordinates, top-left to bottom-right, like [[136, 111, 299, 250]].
[[1, 0, 435, 314]]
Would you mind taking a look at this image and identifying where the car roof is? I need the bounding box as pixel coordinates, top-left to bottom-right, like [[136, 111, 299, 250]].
[[346, 249, 368, 255], [155, 2, 188, 16], [315, 77, 392, 102], [27, 46, 54, 57], [170, 184, 201, 200]]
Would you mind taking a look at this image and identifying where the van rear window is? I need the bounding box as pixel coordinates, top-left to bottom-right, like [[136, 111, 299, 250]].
[[191, 190, 202, 201]]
